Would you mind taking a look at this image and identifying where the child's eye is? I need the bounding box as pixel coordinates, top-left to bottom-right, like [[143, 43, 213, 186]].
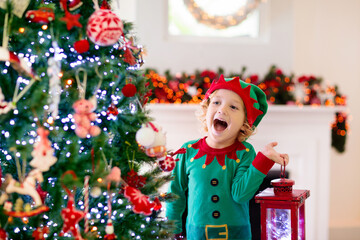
[[212, 101, 220, 105], [230, 105, 238, 110]]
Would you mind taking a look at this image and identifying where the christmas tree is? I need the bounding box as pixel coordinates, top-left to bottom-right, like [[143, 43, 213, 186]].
[[0, 0, 174, 239]]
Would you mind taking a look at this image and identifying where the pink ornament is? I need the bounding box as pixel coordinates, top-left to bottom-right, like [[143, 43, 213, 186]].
[[106, 167, 122, 185], [86, 9, 123, 46], [33, 127, 52, 155], [73, 99, 101, 138]]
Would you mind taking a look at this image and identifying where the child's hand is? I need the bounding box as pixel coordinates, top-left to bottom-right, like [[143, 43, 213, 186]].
[[261, 142, 289, 166]]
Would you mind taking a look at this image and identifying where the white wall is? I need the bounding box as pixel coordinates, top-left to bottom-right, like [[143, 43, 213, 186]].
[[291, 1, 360, 239], [115, 0, 360, 238]]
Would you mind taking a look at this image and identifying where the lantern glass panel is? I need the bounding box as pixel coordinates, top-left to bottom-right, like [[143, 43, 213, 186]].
[[266, 208, 291, 240]]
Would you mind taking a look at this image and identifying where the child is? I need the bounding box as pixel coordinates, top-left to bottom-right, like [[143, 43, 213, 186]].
[[166, 75, 289, 240]]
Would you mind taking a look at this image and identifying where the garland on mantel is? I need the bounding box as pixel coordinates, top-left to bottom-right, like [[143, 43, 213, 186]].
[[144, 65, 348, 153]]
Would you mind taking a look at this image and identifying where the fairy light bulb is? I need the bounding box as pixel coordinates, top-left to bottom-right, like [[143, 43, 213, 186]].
[[47, 117, 54, 125], [66, 79, 73, 85], [19, 27, 25, 33]]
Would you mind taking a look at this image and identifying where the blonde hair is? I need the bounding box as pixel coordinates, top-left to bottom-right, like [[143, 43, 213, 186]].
[[196, 92, 256, 142]]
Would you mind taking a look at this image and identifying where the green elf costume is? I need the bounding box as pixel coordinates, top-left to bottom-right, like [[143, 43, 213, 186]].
[[166, 75, 275, 240]]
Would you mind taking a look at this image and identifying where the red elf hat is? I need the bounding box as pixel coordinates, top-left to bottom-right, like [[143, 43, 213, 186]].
[[204, 74, 268, 127]]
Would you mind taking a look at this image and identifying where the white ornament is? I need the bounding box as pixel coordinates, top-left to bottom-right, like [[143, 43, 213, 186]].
[[30, 147, 57, 172], [47, 41, 62, 118], [0, 47, 34, 78], [90, 186, 102, 198], [135, 126, 156, 147], [6, 169, 44, 207], [86, 9, 123, 46], [105, 219, 114, 234], [29, 128, 57, 172], [136, 122, 167, 158]]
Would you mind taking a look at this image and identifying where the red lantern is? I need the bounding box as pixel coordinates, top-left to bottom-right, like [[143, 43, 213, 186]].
[[255, 168, 310, 240]]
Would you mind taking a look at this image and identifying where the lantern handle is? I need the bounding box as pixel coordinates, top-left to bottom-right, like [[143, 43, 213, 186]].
[[280, 159, 286, 178]]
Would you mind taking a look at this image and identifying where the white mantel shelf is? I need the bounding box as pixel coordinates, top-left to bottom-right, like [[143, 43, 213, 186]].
[[147, 104, 346, 240]]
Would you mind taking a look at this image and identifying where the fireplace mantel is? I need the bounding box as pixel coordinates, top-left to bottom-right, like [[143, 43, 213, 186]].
[[147, 104, 345, 240]]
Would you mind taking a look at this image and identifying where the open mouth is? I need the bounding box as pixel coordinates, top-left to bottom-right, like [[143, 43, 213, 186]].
[[213, 118, 228, 131]]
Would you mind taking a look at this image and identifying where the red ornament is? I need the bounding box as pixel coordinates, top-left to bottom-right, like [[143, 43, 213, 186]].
[[106, 103, 119, 116], [123, 186, 155, 215], [158, 156, 176, 172], [60, 0, 83, 11], [123, 169, 147, 189], [158, 148, 186, 172], [60, 197, 85, 239], [101, 0, 111, 9], [0, 228, 7, 240], [86, 9, 123, 46], [68, 0, 83, 11], [32, 226, 50, 240], [60, 11, 82, 31], [36, 184, 48, 203], [25, 7, 55, 23], [123, 48, 136, 66], [104, 234, 117, 240], [74, 39, 90, 53], [122, 83, 137, 97], [104, 219, 117, 239], [153, 197, 162, 211]]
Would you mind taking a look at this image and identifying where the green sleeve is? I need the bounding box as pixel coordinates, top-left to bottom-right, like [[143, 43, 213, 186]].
[[231, 145, 266, 203], [166, 144, 189, 234]]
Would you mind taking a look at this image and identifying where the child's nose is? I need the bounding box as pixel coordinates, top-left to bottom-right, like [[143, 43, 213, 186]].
[[218, 105, 227, 114]]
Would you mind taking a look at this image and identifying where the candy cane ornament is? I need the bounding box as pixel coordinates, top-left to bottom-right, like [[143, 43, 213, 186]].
[[84, 175, 90, 233]]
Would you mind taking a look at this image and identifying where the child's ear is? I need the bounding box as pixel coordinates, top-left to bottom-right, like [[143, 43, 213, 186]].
[[240, 125, 246, 133]]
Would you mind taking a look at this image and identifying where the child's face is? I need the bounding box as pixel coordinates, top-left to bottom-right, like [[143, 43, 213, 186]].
[[205, 89, 246, 148]]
